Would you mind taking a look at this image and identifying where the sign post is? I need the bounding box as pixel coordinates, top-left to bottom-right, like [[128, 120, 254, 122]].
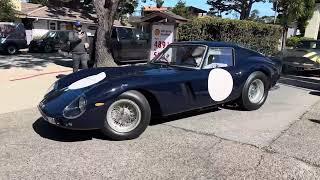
[[150, 24, 175, 60]]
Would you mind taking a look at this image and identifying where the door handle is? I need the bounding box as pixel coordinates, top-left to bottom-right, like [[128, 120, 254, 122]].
[[235, 72, 242, 76]]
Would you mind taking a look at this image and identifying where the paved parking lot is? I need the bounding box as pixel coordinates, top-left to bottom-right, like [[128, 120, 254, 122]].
[[1, 82, 320, 179], [1, 53, 320, 179], [0, 53, 72, 114]]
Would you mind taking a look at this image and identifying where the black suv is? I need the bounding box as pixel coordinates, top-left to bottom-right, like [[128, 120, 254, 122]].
[[0, 23, 28, 55], [110, 26, 150, 63]]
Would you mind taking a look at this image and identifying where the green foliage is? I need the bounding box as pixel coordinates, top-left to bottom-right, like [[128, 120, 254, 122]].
[[178, 16, 282, 55], [286, 36, 314, 47], [0, 0, 17, 22], [172, 0, 190, 19], [274, 0, 315, 29], [296, 0, 316, 35], [207, 0, 271, 20]]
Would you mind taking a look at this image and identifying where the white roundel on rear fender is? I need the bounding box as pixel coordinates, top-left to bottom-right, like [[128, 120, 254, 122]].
[[208, 68, 233, 102]]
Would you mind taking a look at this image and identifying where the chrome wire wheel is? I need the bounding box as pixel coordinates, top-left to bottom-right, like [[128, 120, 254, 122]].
[[248, 79, 265, 104], [107, 99, 142, 133]]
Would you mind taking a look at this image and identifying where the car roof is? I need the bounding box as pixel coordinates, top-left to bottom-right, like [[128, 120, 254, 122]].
[[172, 41, 239, 48]]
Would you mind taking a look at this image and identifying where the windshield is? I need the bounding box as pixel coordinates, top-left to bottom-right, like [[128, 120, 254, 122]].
[[0, 24, 16, 38], [40, 31, 57, 39], [152, 45, 206, 68]]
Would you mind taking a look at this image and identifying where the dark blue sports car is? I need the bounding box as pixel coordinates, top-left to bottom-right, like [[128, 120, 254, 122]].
[[39, 41, 281, 140]]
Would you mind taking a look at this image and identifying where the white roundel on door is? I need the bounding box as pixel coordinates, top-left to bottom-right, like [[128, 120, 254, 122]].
[[208, 68, 233, 102]]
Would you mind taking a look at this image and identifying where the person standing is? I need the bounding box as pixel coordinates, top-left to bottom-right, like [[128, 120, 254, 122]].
[[69, 21, 90, 72]]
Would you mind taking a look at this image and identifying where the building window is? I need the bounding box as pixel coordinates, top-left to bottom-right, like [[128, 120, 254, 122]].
[[49, 21, 57, 30]]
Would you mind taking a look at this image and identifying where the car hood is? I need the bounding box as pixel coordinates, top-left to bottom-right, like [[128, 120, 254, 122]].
[[57, 63, 179, 90], [42, 64, 182, 116]]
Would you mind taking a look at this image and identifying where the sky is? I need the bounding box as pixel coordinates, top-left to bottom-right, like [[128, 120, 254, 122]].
[[139, 0, 275, 18]]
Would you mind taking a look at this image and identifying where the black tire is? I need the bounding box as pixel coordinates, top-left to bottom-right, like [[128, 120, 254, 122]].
[[239, 71, 270, 111], [6, 45, 17, 55], [101, 90, 151, 140]]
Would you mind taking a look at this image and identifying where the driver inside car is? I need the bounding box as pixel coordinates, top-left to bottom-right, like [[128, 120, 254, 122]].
[[182, 46, 205, 67]]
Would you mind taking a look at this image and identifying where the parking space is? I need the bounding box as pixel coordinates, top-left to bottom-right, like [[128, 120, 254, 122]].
[[0, 53, 72, 114], [1, 53, 320, 178], [0, 83, 320, 179]]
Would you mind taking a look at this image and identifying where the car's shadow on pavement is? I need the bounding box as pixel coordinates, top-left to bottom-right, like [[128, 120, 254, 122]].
[[32, 118, 108, 142], [150, 106, 221, 125], [33, 107, 221, 142]]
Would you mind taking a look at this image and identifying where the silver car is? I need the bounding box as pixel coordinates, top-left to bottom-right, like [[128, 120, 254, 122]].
[[278, 40, 320, 73]]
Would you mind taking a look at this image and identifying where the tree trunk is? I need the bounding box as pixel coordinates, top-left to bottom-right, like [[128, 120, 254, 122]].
[[240, 1, 253, 20], [281, 27, 288, 50], [93, 0, 119, 67]]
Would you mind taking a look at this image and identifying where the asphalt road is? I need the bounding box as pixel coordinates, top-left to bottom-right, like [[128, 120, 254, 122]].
[[1, 77, 320, 179]]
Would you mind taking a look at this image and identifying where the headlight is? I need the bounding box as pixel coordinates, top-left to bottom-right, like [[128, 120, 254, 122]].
[[46, 81, 58, 94], [63, 96, 86, 119]]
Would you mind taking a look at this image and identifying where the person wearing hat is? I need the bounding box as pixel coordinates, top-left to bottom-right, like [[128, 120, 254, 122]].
[[68, 21, 90, 72]]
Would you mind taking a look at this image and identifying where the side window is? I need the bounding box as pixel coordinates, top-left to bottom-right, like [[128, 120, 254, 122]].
[[203, 48, 234, 69], [117, 27, 134, 40]]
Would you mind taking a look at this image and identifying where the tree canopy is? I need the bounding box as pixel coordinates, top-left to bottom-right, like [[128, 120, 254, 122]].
[[274, 0, 315, 34], [207, 0, 271, 20], [0, 0, 17, 22], [171, 0, 190, 19]]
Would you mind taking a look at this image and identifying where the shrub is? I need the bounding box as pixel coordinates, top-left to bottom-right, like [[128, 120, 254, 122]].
[[286, 36, 314, 47], [178, 16, 282, 56]]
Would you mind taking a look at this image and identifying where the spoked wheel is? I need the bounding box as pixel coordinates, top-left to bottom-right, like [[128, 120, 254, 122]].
[[107, 99, 142, 133], [239, 71, 269, 111], [101, 91, 151, 140]]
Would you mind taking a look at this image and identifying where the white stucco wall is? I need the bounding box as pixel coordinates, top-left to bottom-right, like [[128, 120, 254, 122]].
[[29, 19, 97, 40], [305, 3, 320, 39], [32, 20, 49, 39]]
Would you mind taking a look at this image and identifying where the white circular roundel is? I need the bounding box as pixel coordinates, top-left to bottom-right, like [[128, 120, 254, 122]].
[[208, 68, 233, 102]]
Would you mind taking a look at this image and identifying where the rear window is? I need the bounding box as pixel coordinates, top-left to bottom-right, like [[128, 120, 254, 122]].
[[117, 27, 134, 40], [0, 24, 16, 38]]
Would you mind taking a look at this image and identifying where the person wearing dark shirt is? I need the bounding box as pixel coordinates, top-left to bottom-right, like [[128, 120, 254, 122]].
[[68, 21, 90, 72]]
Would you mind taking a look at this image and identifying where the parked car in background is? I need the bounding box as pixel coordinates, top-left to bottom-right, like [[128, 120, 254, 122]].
[[0, 22, 28, 55], [277, 40, 320, 73], [29, 30, 72, 53], [110, 26, 150, 63], [39, 41, 280, 140]]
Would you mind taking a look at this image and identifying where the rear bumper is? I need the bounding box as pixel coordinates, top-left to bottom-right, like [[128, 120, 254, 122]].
[[284, 62, 320, 71]]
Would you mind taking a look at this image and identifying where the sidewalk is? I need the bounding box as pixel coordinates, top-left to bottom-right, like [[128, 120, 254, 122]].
[[0, 53, 72, 114]]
